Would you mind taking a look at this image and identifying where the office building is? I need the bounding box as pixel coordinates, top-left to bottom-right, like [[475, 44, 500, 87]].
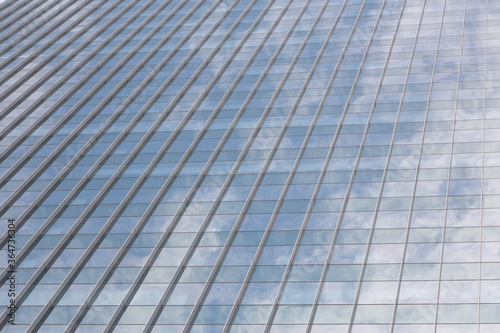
[[0, 0, 499, 331]]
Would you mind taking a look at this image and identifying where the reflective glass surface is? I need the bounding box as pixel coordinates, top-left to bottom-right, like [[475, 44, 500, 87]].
[[0, 0, 498, 331]]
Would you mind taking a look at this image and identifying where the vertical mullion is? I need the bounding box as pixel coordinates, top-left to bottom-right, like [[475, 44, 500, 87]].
[[0, 0, 98, 62], [303, 0, 408, 330], [433, 1, 467, 332], [0, 0, 149, 123], [478, 0, 488, 331], [0, 0, 29, 21], [0, 0, 185, 229], [16, 0, 231, 331], [135, 0, 321, 330], [95, 0, 290, 329], [345, 1, 427, 329], [0, 0, 200, 291], [0, 0, 81, 55], [389, 0, 448, 331], [262, 0, 379, 330], [203, 0, 337, 330], [329, 0, 429, 331], [57, 0, 266, 329], [0, 0, 117, 86], [0, 0, 64, 43]]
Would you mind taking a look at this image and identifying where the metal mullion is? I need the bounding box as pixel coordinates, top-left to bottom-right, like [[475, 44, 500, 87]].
[[98, 9, 283, 330], [56, 0, 264, 330], [85, 0, 298, 329], [3, 0, 225, 331], [0, 0, 118, 87], [263, 0, 387, 330], [191, 4, 331, 333], [202, 2, 341, 331], [266, 0, 378, 329], [0, 0, 278, 226], [389, 1, 448, 331], [0, 0, 80, 55], [302, 0, 409, 331], [344, 2, 423, 330], [0, 0, 198, 266], [97, 1, 286, 328], [172, 0, 336, 331], [0, 0, 100, 66], [0, 0, 23, 21], [0, 0, 192, 218], [21, 0, 244, 327], [0, 0, 218, 284], [0, 0, 62, 41], [433, 2, 467, 331], [0, 0, 143, 128], [309, 0, 426, 330], [137, 1, 314, 331], [8, 1, 239, 331], [0, 0, 167, 139], [345, 0, 428, 330], [478, 1, 487, 331], [137, 0, 316, 330], [93, 0, 282, 327], [0, 0, 163, 127]]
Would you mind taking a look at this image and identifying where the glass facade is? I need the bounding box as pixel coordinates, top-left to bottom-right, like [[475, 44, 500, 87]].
[[0, 0, 499, 331]]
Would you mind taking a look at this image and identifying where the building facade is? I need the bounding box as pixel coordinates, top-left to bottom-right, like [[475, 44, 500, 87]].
[[0, 0, 499, 331]]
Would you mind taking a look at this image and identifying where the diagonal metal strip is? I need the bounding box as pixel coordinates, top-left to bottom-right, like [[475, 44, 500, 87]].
[[0, 0, 81, 57], [0, 0, 143, 129], [0, 0, 236, 329], [432, 1, 468, 330], [0, 0, 117, 86], [0, 0, 28, 21], [0, 0, 164, 130], [260, 0, 389, 330], [0, 0, 98, 66], [131, 0, 342, 330], [0, 0, 184, 221], [22, 0, 245, 330], [0, 0, 63, 42], [344, 0, 429, 331], [0, 0, 197, 277], [94, 0, 297, 330], [64, 0, 280, 329], [178, 0, 336, 330], [389, 0, 448, 330], [298, 0, 411, 330]]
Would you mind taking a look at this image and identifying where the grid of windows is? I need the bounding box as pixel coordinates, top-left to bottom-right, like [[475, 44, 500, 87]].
[[0, 0, 499, 331]]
